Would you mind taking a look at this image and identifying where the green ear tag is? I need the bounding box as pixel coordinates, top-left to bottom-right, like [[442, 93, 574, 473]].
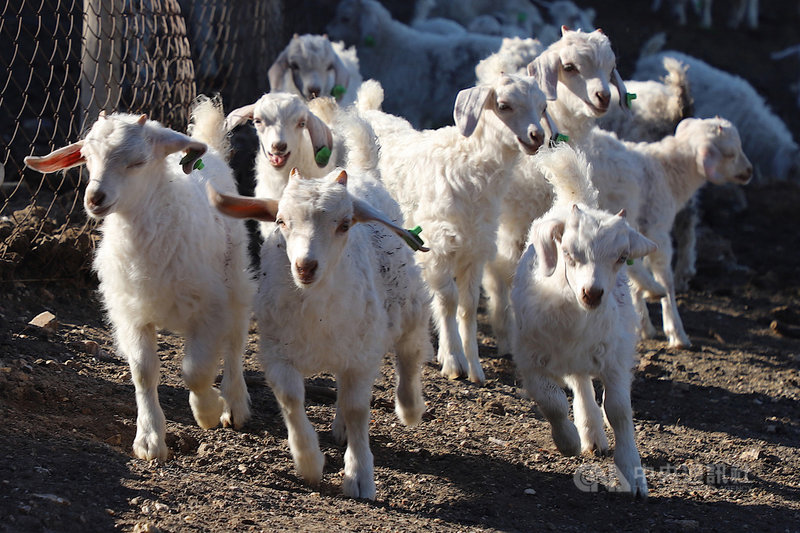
[[555, 133, 569, 143], [402, 225, 426, 251], [315, 146, 331, 166], [626, 258, 634, 266], [363, 35, 376, 47], [331, 84, 347, 100], [193, 158, 204, 170], [625, 92, 637, 109]]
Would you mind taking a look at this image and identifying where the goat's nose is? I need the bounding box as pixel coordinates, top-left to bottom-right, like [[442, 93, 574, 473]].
[[272, 141, 288, 154], [581, 287, 604, 308], [595, 90, 610, 110], [308, 86, 321, 98], [527, 128, 543, 152], [87, 190, 106, 209], [295, 259, 318, 281]]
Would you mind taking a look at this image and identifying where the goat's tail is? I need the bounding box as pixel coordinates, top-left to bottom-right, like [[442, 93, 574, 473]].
[[534, 144, 599, 208], [638, 31, 666, 58], [338, 112, 380, 175], [188, 94, 231, 161], [356, 79, 385, 112], [662, 56, 694, 121]]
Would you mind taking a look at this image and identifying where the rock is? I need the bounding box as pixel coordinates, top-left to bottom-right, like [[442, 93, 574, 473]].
[[740, 448, 760, 461], [154, 502, 169, 512], [32, 493, 70, 505], [28, 311, 57, 333], [197, 442, 214, 457], [523, 488, 536, 495], [133, 521, 160, 533]]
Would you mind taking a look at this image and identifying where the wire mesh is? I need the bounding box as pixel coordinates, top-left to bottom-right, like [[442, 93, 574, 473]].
[[0, 0, 284, 282]]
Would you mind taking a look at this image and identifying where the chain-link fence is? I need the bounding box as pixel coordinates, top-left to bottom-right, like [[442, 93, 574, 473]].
[[0, 0, 284, 282]]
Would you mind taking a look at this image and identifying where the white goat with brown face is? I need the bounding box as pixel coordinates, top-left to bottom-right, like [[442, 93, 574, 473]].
[[268, 33, 363, 106], [209, 167, 432, 501], [24, 98, 254, 461], [512, 144, 655, 499], [357, 73, 556, 384]]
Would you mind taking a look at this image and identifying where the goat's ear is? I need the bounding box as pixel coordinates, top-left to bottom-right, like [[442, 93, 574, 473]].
[[332, 53, 350, 94], [528, 52, 560, 100], [334, 169, 347, 186], [225, 103, 256, 132], [697, 143, 723, 181], [305, 111, 333, 167], [454, 85, 493, 137], [610, 68, 629, 111], [206, 182, 279, 222], [24, 141, 86, 173], [530, 218, 565, 277], [150, 129, 207, 174], [268, 48, 290, 92], [628, 229, 657, 259], [352, 197, 430, 252], [561, 25, 571, 35]]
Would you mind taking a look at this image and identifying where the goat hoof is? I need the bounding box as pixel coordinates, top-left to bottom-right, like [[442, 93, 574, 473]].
[[133, 432, 169, 461]]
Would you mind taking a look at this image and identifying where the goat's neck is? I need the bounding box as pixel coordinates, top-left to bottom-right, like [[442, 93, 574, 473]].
[[648, 136, 708, 208], [548, 98, 595, 142], [466, 115, 523, 177]]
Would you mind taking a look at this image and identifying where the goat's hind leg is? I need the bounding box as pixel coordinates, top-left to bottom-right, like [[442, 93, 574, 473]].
[[456, 262, 487, 384], [219, 300, 251, 429], [184, 321, 227, 429]]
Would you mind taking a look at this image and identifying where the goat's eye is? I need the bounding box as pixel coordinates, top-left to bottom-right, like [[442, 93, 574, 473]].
[[253, 118, 262, 125], [337, 220, 350, 233], [298, 120, 306, 128], [289, 62, 299, 70], [327, 64, 334, 71], [617, 254, 628, 264], [497, 102, 511, 111], [276, 218, 286, 228], [127, 160, 146, 169], [563, 63, 578, 73]]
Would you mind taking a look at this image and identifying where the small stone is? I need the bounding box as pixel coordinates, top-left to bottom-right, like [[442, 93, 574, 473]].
[[133, 522, 160, 533], [197, 443, 214, 457], [105, 434, 122, 446], [765, 424, 777, 433], [740, 448, 760, 461], [28, 311, 58, 332], [33, 493, 70, 505], [488, 436, 509, 447], [523, 488, 536, 495], [154, 502, 169, 512], [238, 464, 249, 474]]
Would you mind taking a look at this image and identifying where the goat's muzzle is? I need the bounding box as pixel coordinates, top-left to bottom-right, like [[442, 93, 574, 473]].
[[581, 287, 604, 309], [294, 259, 318, 285]]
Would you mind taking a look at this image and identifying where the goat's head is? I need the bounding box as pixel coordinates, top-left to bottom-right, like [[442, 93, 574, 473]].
[[453, 74, 557, 155], [225, 93, 333, 169], [528, 27, 626, 119], [268, 34, 350, 101], [326, 0, 386, 48], [24, 113, 206, 219], [531, 206, 656, 310], [207, 167, 427, 288], [676, 117, 753, 185]]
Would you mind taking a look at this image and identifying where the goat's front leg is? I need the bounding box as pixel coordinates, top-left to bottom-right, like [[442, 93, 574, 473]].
[[425, 261, 468, 380], [524, 373, 580, 456], [337, 370, 377, 500], [265, 357, 325, 486], [565, 374, 608, 455], [601, 366, 648, 499], [116, 321, 166, 460], [456, 261, 487, 384], [647, 233, 691, 348]]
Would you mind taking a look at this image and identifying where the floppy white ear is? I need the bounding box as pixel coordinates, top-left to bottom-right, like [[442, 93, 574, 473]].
[[611, 68, 629, 110], [24, 141, 86, 173], [267, 48, 290, 92], [305, 111, 333, 167], [453, 85, 493, 137], [224, 103, 256, 132], [528, 51, 560, 101], [530, 218, 565, 277], [628, 228, 657, 259], [697, 143, 723, 181], [150, 128, 207, 174], [351, 196, 430, 252]]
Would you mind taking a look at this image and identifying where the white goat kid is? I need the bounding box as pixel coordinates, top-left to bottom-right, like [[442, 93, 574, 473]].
[[209, 168, 431, 500], [512, 144, 655, 498], [482, 27, 629, 354], [24, 99, 254, 460], [358, 73, 555, 384], [268, 33, 363, 107]]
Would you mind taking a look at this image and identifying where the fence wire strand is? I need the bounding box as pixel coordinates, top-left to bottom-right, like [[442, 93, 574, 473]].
[[0, 0, 284, 282]]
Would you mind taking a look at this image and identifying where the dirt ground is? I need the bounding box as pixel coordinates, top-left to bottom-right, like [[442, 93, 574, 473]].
[[2, 1, 800, 532]]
